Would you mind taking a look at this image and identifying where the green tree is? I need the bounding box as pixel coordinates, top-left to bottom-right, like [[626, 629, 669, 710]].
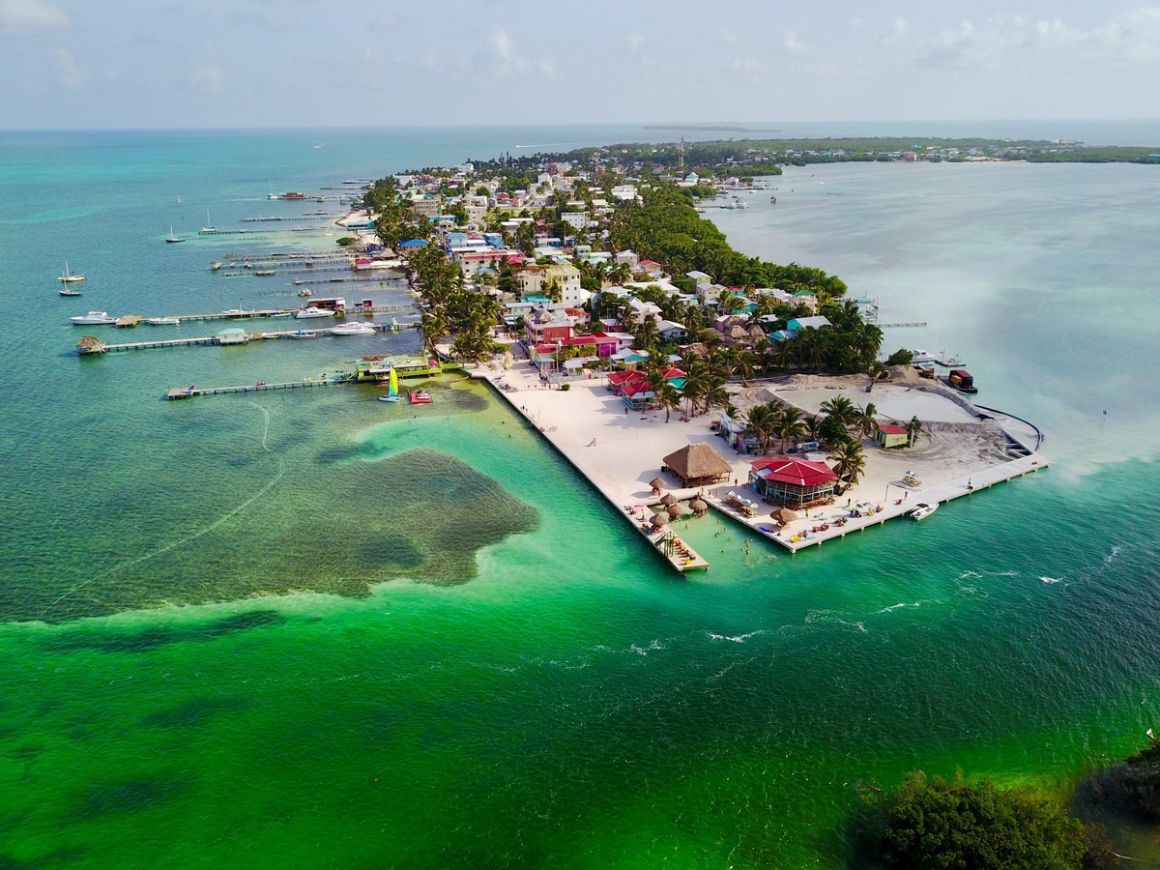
[[886, 347, 915, 366], [745, 403, 778, 454], [828, 440, 866, 485], [864, 771, 1088, 869], [906, 415, 924, 447], [656, 381, 681, 423]]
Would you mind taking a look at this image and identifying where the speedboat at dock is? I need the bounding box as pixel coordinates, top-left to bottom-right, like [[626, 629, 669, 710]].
[[330, 321, 376, 336], [909, 502, 938, 521], [70, 311, 117, 325], [293, 306, 335, 320], [147, 317, 180, 325]]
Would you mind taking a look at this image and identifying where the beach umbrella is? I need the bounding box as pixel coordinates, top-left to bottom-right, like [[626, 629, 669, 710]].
[[659, 493, 679, 507], [689, 498, 708, 516], [668, 502, 691, 518], [648, 475, 666, 492], [650, 512, 670, 527], [772, 507, 799, 525]]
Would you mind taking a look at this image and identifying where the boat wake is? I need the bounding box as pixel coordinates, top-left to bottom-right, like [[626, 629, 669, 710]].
[[40, 403, 286, 618], [1040, 576, 1063, 585], [804, 609, 867, 633]]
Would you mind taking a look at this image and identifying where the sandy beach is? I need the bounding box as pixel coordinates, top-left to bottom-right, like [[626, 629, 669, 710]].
[[473, 364, 1047, 555]]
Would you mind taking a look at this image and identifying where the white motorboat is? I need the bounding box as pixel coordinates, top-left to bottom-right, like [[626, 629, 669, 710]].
[[70, 311, 117, 325], [286, 330, 318, 339], [294, 306, 335, 320], [909, 502, 938, 521], [147, 317, 180, 325], [330, 320, 376, 336], [221, 308, 249, 316]]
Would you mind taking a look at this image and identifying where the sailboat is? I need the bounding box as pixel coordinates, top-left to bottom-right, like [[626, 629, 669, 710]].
[[165, 225, 185, 244], [378, 368, 400, 403], [200, 209, 216, 233], [58, 261, 85, 284]]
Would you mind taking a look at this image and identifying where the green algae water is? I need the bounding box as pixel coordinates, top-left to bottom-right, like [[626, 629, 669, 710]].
[[2, 130, 1159, 867]]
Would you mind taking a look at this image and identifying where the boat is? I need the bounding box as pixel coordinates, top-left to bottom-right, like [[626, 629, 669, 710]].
[[58, 261, 85, 284], [210, 261, 224, 271], [330, 320, 376, 336], [941, 369, 978, 394], [165, 226, 185, 244], [221, 308, 249, 317], [409, 389, 433, 405], [268, 191, 307, 201], [201, 209, 215, 233], [267, 312, 291, 319], [286, 330, 318, 339], [254, 269, 275, 276], [58, 286, 83, 297], [909, 502, 938, 521], [293, 306, 335, 320], [378, 367, 400, 402], [70, 311, 117, 325], [147, 317, 179, 325]]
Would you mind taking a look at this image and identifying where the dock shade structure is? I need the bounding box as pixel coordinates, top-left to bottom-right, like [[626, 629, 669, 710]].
[[749, 456, 838, 507], [772, 506, 799, 525], [661, 443, 733, 488]]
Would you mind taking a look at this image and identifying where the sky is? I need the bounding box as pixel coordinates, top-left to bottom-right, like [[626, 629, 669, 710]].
[[1, 0, 1159, 129]]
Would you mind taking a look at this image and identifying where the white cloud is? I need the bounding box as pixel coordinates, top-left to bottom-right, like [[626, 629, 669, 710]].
[[190, 46, 225, 93], [486, 26, 552, 77], [626, 32, 643, 54], [54, 46, 83, 89], [0, 0, 70, 34], [731, 56, 769, 75], [782, 30, 812, 56], [878, 17, 908, 46], [718, 27, 739, 45], [910, 8, 1160, 70]]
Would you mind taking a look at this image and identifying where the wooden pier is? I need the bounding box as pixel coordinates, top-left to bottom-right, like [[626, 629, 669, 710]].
[[167, 377, 354, 400], [77, 318, 413, 355]]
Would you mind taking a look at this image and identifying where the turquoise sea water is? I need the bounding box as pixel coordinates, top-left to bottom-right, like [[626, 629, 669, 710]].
[[2, 129, 1159, 867]]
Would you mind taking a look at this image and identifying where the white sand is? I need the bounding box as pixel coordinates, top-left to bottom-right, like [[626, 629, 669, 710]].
[[473, 365, 1046, 553]]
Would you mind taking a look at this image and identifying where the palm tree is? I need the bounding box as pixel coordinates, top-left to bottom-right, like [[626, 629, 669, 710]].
[[856, 402, 879, 438], [906, 415, 924, 447], [773, 404, 806, 453], [632, 316, 659, 351], [819, 395, 858, 430], [828, 441, 866, 487], [419, 309, 450, 356], [745, 403, 777, 453], [606, 261, 632, 285], [680, 368, 708, 417], [656, 382, 681, 423]]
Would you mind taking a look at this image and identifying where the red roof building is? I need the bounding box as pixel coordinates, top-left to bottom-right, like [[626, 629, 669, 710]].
[[876, 423, 909, 449], [749, 456, 838, 507]]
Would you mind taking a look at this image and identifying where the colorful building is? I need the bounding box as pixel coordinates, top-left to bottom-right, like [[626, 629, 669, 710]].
[[876, 423, 909, 449], [748, 456, 838, 507]]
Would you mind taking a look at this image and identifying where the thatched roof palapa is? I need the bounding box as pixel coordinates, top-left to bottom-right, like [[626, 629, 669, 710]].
[[667, 502, 691, 518], [662, 443, 733, 487], [648, 476, 667, 491], [650, 512, 669, 527], [659, 492, 679, 506], [689, 498, 708, 514], [772, 507, 799, 525]]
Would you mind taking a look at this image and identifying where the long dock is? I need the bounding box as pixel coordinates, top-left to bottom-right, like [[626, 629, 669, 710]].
[[77, 321, 411, 355], [78, 303, 416, 326], [471, 371, 709, 574], [167, 377, 354, 400]]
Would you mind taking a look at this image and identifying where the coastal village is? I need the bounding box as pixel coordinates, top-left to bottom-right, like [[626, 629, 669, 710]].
[[342, 143, 1049, 572], [74, 140, 1049, 573]]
